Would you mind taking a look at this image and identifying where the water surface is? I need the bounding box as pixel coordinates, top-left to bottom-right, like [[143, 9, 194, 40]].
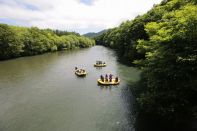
[[0, 46, 141, 131]]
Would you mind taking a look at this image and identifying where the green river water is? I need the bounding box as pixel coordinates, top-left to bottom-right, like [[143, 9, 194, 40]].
[[0, 46, 141, 131]]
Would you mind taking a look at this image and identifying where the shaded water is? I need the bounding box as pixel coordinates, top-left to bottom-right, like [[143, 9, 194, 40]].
[[0, 46, 141, 131]]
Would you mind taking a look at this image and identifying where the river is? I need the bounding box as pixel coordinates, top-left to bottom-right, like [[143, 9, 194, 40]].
[[0, 46, 141, 131]]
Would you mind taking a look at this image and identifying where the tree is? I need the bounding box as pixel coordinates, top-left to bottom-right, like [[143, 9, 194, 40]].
[[0, 24, 95, 59], [0, 24, 24, 60]]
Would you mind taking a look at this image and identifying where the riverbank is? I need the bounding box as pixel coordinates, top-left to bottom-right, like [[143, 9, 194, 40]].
[[95, 0, 197, 130], [0, 23, 95, 60]]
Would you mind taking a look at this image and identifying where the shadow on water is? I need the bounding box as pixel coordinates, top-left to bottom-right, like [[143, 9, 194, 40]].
[[135, 106, 197, 131], [115, 58, 197, 131], [135, 112, 197, 131], [114, 63, 141, 131], [129, 73, 197, 131], [117, 57, 133, 66], [120, 84, 137, 131]]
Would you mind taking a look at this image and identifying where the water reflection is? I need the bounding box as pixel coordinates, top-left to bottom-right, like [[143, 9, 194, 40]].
[[98, 84, 119, 90]]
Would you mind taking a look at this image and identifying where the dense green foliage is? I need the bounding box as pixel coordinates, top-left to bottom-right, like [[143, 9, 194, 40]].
[[0, 24, 95, 60], [96, 0, 197, 129], [53, 29, 80, 36]]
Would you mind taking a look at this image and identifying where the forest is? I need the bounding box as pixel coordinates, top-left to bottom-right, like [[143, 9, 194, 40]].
[[95, 0, 197, 130], [0, 24, 95, 60]]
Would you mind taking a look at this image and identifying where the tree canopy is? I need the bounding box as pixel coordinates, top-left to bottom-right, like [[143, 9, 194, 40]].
[[0, 24, 95, 60], [95, 0, 197, 129]]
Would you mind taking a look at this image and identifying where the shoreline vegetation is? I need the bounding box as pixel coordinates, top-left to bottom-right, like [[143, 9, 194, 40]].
[[95, 0, 197, 130], [0, 24, 95, 60]]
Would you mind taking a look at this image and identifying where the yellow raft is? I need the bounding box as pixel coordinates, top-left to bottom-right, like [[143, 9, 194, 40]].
[[75, 69, 87, 77], [97, 79, 120, 85], [94, 63, 106, 67]]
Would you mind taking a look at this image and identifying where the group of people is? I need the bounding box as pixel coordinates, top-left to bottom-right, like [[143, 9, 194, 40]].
[[100, 74, 119, 82], [75, 67, 85, 73], [96, 61, 105, 65]]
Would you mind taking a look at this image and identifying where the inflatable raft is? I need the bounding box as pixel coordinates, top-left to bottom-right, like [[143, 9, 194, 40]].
[[97, 79, 120, 85], [94, 63, 107, 67], [75, 69, 87, 77]]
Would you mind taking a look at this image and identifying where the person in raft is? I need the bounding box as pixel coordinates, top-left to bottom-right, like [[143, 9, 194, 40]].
[[115, 77, 119, 82], [105, 74, 108, 82], [109, 74, 113, 82], [100, 75, 104, 82]]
